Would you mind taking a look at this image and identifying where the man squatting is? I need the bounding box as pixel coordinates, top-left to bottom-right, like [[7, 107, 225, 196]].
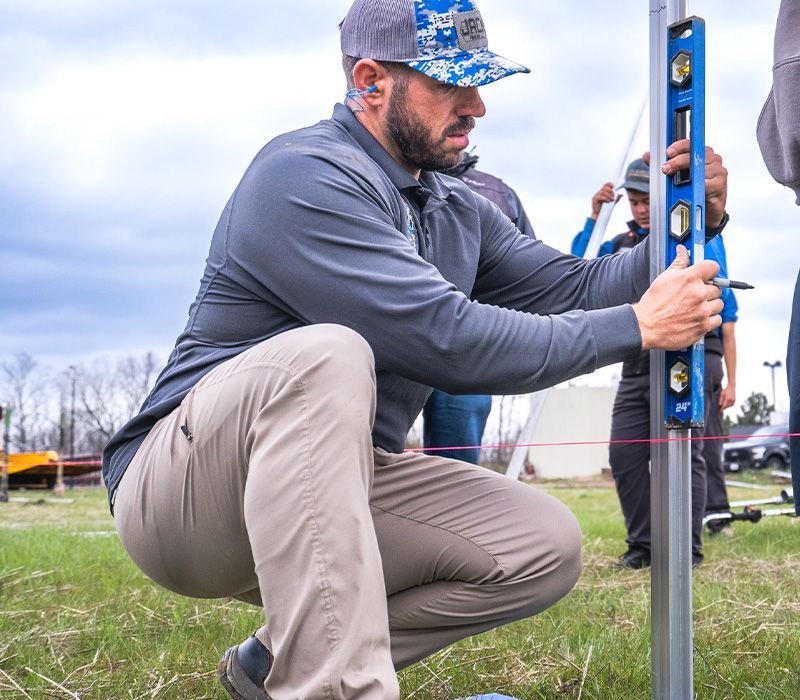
[[103, 1, 730, 698]]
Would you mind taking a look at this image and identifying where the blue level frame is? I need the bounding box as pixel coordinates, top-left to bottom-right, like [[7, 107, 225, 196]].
[[664, 16, 706, 429]]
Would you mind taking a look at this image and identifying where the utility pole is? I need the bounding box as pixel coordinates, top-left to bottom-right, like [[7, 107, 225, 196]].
[[0, 407, 10, 503], [763, 360, 782, 408], [69, 365, 77, 459]]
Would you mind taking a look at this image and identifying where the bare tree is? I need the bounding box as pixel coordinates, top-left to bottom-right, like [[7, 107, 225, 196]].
[[0, 350, 162, 462], [74, 353, 160, 453], [482, 394, 523, 468], [117, 352, 158, 418], [0, 353, 50, 451]]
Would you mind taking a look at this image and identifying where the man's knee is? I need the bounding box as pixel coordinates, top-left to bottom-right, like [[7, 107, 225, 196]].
[[502, 494, 583, 615], [538, 504, 583, 600], [292, 324, 375, 384], [300, 326, 376, 418], [239, 324, 375, 403]]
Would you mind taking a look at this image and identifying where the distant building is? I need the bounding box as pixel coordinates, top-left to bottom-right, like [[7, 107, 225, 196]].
[[527, 386, 616, 479]]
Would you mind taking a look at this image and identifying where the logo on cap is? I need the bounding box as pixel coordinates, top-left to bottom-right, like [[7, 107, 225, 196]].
[[456, 11, 487, 50]]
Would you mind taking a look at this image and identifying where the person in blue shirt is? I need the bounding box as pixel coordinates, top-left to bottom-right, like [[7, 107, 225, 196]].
[[572, 159, 651, 259], [423, 153, 534, 464], [573, 159, 739, 567]]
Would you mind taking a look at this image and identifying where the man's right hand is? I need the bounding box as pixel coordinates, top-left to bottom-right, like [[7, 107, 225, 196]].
[[590, 182, 618, 220], [632, 246, 723, 351]]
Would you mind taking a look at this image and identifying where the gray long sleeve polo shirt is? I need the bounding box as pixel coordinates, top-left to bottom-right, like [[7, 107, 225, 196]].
[[758, 0, 800, 203], [103, 103, 648, 507]]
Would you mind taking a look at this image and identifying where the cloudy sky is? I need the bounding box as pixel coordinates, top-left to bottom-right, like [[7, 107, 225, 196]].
[[1, 0, 796, 417]]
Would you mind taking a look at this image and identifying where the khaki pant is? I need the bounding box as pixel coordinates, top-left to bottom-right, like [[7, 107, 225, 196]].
[[114, 325, 582, 700]]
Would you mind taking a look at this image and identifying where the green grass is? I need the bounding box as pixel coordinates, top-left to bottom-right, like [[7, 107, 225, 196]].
[[1, 480, 799, 699]]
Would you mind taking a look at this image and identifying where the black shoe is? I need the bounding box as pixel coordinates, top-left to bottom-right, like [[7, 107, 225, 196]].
[[692, 553, 704, 569], [619, 548, 651, 569], [218, 634, 273, 700], [706, 517, 732, 536]]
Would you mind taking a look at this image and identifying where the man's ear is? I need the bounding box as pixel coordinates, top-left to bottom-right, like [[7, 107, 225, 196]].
[[352, 59, 388, 104]]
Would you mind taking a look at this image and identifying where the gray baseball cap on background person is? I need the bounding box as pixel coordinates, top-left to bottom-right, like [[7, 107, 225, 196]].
[[340, 0, 530, 87], [618, 158, 650, 193]]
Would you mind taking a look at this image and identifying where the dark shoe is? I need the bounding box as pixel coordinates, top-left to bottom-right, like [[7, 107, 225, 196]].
[[619, 548, 651, 569], [692, 553, 704, 569], [706, 517, 733, 536], [218, 634, 273, 700]]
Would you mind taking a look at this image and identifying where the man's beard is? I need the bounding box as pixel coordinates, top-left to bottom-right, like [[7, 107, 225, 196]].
[[386, 81, 475, 173]]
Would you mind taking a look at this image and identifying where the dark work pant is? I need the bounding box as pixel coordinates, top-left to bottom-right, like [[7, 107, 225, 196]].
[[704, 354, 729, 513], [608, 352, 723, 557], [422, 390, 492, 465], [789, 271, 800, 516]]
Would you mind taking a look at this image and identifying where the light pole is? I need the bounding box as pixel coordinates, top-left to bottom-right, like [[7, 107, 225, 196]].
[[0, 407, 9, 503], [763, 360, 782, 408], [69, 365, 77, 459]]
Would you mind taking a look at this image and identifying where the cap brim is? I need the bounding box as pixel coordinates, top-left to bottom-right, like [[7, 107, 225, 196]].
[[617, 180, 650, 193], [404, 48, 530, 88]]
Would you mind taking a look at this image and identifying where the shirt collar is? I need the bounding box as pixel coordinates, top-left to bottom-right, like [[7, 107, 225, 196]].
[[628, 220, 649, 237], [332, 103, 451, 204]]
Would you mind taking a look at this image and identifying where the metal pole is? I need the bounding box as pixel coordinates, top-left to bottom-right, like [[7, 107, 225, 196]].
[[772, 370, 776, 408], [505, 390, 547, 480], [0, 407, 10, 503], [69, 365, 76, 459], [649, 1, 693, 699], [584, 98, 648, 259], [763, 360, 782, 407], [766, 362, 775, 407]]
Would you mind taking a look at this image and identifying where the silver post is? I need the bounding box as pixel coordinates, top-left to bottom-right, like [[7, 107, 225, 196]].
[[0, 407, 9, 503], [763, 360, 782, 407], [649, 1, 693, 699]]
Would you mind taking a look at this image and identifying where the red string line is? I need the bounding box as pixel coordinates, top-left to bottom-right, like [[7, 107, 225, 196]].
[[406, 433, 800, 454], [6, 460, 104, 467]]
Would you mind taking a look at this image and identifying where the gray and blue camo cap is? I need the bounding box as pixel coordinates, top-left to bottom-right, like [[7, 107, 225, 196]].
[[619, 158, 650, 194], [340, 0, 530, 87]]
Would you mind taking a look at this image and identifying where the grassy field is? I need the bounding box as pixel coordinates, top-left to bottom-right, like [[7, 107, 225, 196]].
[[1, 478, 799, 699]]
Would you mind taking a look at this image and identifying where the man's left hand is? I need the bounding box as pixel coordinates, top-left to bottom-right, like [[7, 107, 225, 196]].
[[642, 140, 728, 227], [719, 383, 736, 410]]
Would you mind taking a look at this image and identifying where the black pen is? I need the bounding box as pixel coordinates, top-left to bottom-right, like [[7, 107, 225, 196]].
[[706, 277, 754, 290]]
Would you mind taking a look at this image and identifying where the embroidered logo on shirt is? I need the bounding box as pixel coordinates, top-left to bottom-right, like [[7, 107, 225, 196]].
[[402, 201, 418, 249]]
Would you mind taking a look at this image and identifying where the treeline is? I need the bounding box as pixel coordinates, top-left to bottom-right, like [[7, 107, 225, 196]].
[[0, 352, 160, 456], [2, 348, 774, 461]]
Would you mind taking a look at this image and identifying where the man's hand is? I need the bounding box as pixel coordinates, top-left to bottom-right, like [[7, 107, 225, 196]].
[[719, 321, 737, 411], [632, 245, 723, 351], [719, 384, 736, 410], [642, 140, 728, 227], [590, 182, 618, 220]]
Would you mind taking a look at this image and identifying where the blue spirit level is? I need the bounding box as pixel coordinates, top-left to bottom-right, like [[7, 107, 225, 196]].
[[664, 16, 705, 429]]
